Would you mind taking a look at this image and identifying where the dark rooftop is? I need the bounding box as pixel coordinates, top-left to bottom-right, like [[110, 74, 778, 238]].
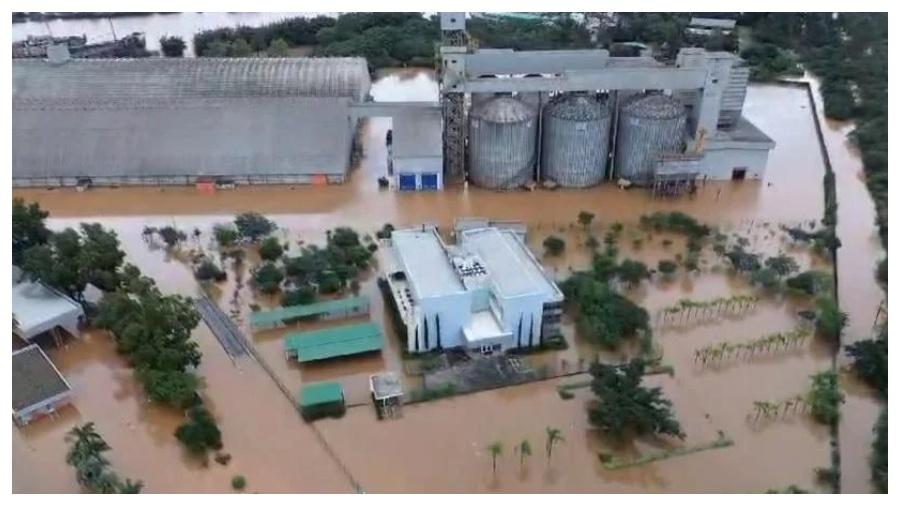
[[12, 345, 71, 412]]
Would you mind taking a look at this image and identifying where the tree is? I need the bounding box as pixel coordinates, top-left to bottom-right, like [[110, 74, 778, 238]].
[[562, 273, 649, 349], [12, 198, 50, 265], [66, 423, 142, 494], [516, 439, 532, 472], [282, 284, 317, 306], [253, 262, 284, 294], [545, 427, 564, 463], [617, 259, 650, 286], [79, 223, 127, 291], [806, 370, 844, 425], [268, 37, 290, 56], [577, 211, 595, 230], [156, 226, 187, 249], [159, 35, 186, 57], [587, 360, 684, 440], [657, 259, 678, 276], [486, 441, 503, 475], [543, 235, 565, 256], [258, 237, 284, 261], [765, 254, 800, 276], [230, 38, 253, 56], [175, 406, 223, 457], [872, 408, 887, 493], [845, 327, 887, 398], [234, 212, 276, 242], [213, 224, 240, 248], [22, 229, 88, 300]]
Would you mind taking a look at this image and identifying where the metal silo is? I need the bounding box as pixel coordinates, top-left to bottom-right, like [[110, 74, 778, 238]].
[[614, 94, 687, 182], [540, 93, 612, 187], [468, 96, 538, 189]]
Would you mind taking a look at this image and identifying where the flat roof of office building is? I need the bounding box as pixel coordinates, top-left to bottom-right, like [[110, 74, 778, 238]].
[[459, 227, 563, 300], [392, 228, 464, 298]]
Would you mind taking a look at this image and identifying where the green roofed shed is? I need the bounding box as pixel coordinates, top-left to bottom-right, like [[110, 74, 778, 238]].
[[299, 381, 344, 407], [284, 322, 383, 362], [298, 381, 346, 421], [250, 296, 370, 329]]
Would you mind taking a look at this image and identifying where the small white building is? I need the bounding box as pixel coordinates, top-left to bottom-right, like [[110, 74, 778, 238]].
[[391, 111, 444, 191], [12, 265, 85, 342], [383, 226, 563, 354]]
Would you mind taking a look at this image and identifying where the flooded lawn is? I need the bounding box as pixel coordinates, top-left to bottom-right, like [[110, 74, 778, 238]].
[[12, 71, 883, 493]]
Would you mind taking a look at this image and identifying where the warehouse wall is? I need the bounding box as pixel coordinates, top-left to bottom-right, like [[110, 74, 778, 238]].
[[697, 147, 770, 180]]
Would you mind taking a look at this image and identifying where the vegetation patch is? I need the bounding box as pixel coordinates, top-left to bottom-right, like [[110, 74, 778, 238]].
[[598, 432, 732, 470], [66, 423, 144, 493]]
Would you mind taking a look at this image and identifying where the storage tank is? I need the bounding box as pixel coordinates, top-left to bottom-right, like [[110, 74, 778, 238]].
[[468, 96, 538, 189], [614, 94, 687, 182], [540, 93, 612, 187]]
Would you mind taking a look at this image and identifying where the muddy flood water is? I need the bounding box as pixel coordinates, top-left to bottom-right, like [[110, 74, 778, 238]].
[[12, 70, 885, 493]]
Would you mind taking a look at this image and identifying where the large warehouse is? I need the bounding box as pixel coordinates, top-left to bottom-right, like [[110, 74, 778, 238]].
[[383, 226, 563, 354], [12, 55, 371, 187]]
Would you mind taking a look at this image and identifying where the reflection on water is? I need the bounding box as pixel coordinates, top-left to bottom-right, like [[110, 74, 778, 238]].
[[12, 70, 884, 493]]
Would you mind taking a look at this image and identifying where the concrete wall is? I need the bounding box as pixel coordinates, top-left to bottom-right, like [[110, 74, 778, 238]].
[[697, 147, 770, 180], [410, 291, 472, 352], [496, 292, 545, 348], [394, 156, 443, 190]]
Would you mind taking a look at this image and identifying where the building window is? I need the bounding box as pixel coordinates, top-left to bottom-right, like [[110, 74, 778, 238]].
[[731, 167, 747, 181]]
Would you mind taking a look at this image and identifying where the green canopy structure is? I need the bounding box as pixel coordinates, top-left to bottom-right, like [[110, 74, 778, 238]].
[[250, 296, 369, 329], [284, 322, 383, 363]]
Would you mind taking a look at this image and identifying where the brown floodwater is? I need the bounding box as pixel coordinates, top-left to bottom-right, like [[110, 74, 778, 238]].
[[12, 70, 884, 493]]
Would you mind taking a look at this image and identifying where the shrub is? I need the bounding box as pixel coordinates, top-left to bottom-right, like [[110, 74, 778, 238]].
[[375, 223, 395, 240], [658, 260, 678, 276], [577, 211, 595, 229], [231, 475, 246, 491], [786, 270, 831, 296], [845, 327, 887, 398], [194, 260, 226, 282], [543, 235, 566, 256], [814, 296, 846, 344], [807, 371, 844, 425], [764, 254, 800, 276], [750, 267, 780, 290]]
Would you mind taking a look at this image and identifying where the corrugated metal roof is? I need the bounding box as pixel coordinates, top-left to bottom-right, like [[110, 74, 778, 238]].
[[284, 322, 383, 363], [298, 381, 344, 407], [12, 345, 71, 412], [250, 296, 369, 328], [13, 96, 353, 179], [13, 57, 372, 106]]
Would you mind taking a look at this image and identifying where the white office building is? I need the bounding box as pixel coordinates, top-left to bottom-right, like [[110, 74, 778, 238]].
[[383, 226, 563, 354]]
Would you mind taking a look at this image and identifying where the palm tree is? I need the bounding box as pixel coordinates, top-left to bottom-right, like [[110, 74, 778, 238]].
[[516, 439, 532, 472], [486, 441, 503, 475], [545, 427, 565, 463]]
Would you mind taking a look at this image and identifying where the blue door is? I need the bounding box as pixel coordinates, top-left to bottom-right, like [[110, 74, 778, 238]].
[[398, 173, 417, 191], [420, 173, 439, 190]]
